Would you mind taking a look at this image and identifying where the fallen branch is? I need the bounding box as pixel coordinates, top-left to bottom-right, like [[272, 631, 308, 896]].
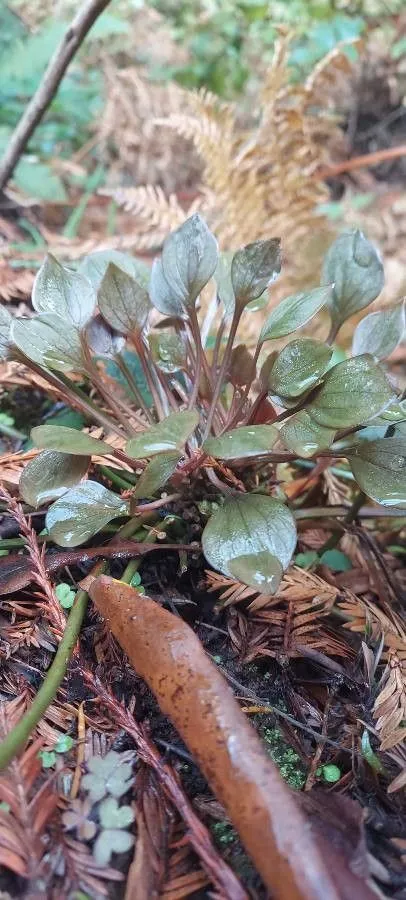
[[89, 576, 376, 900], [314, 143, 406, 181], [0, 0, 112, 191]]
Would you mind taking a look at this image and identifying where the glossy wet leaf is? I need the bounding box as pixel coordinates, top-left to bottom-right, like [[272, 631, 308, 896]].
[[203, 425, 278, 460], [322, 230, 384, 332], [268, 339, 332, 399], [215, 251, 235, 318], [319, 549, 352, 572], [279, 410, 336, 458], [98, 797, 135, 830], [202, 493, 296, 581], [19, 450, 89, 508], [352, 301, 405, 360], [93, 829, 134, 866], [79, 248, 148, 291], [126, 410, 199, 458], [135, 451, 180, 498], [307, 354, 394, 429], [381, 400, 406, 423], [98, 263, 150, 335], [148, 331, 185, 373], [229, 550, 283, 595], [228, 344, 256, 387], [259, 285, 332, 343], [32, 425, 113, 457], [231, 238, 281, 310], [347, 438, 406, 507], [32, 255, 96, 327], [0, 305, 12, 358], [46, 481, 129, 547], [85, 315, 125, 358], [150, 214, 218, 316], [11, 313, 84, 373]]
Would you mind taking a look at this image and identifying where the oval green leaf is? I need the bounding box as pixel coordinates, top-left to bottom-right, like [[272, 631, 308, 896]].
[[280, 410, 336, 458], [259, 285, 332, 343], [268, 338, 332, 399], [20, 450, 90, 508], [126, 410, 199, 458], [98, 263, 150, 335], [231, 238, 281, 311], [148, 331, 185, 373], [135, 451, 180, 498], [347, 438, 406, 507], [352, 301, 405, 360], [11, 313, 84, 373], [31, 425, 113, 456], [214, 251, 235, 319], [307, 354, 395, 429], [229, 550, 283, 595], [79, 249, 149, 291], [203, 424, 278, 460], [202, 493, 296, 581], [0, 305, 12, 359], [85, 315, 125, 358], [46, 481, 130, 547], [151, 214, 218, 317], [322, 230, 384, 332], [33, 255, 96, 327]]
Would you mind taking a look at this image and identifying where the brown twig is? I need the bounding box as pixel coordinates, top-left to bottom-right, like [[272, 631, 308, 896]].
[[314, 143, 406, 181], [0, 0, 112, 190]]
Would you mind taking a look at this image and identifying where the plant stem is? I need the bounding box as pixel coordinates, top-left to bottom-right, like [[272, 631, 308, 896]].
[[203, 312, 240, 440], [0, 561, 106, 772], [116, 352, 154, 424], [294, 500, 404, 520], [97, 465, 135, 491], [0, 422, 27, 441]]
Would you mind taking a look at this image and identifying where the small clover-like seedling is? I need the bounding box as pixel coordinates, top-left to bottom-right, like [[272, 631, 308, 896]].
[[93, 797, 135, 865], [55, 582, 76, 609], [81, 750, 134, 802], [62, 798, 97, 841]]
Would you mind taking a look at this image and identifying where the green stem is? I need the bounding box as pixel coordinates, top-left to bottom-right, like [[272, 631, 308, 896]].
[[0, 561, 106, 772], [116, 353, 154, 424], [203, 312, 240, 440], [97, 465, 135, 491], [0, 422, 27, 441]]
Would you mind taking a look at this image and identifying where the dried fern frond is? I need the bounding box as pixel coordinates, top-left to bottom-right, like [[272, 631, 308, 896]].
[[111, 35, 357, 339], [207, 567, 351, 663], [102, 185, 200, 250], [338, 590, 406, 790], [0, 702, 59, 881]]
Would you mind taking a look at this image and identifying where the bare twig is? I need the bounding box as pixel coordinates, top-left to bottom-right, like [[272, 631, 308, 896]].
[[314, 143, 406, 181], [0, 0, 112, 190]]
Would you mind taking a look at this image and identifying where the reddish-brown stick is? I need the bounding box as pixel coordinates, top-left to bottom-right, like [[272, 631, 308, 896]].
[[89, 576, 376, 900]]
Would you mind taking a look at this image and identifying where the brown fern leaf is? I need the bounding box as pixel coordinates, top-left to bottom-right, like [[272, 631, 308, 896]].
[[374, 652, 406, 753], [61, 835, 124, 897], [338, 591, 406, 791], [207, 568, 352, 663], [0, 701, 59, 882]]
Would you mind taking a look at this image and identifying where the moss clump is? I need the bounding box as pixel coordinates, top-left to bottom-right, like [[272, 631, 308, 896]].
[[211, 821, 237, 846], [262, 726, 306, 790]]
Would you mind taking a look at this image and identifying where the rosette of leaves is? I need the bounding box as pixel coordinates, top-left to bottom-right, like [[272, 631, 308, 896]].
[[63, 750, 135, 865], [2, 216, 405, 595]]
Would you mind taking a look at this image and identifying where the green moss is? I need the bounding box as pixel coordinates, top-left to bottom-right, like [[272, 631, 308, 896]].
[[262, 726, 306, 790], [211, 821, 237, 846]]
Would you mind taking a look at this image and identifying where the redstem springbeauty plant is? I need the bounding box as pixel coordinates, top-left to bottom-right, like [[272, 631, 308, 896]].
[[1, 215, 405, 594]]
